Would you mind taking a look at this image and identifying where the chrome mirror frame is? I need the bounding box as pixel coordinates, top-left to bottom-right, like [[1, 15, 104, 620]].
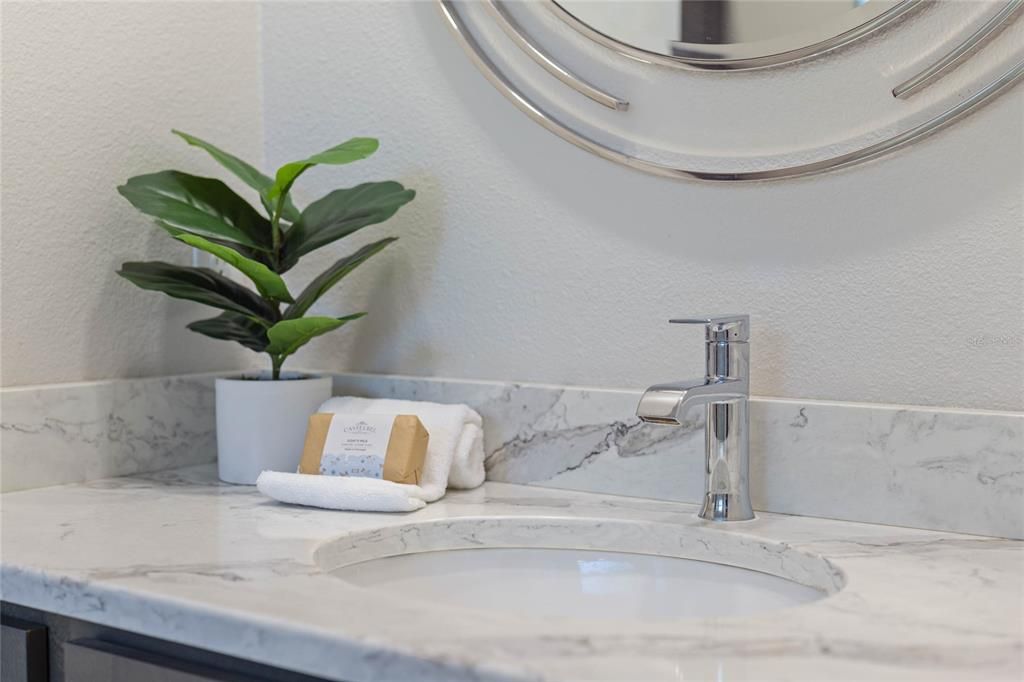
[[547, 0, 921, 71], [438, 0, 1024, 182]]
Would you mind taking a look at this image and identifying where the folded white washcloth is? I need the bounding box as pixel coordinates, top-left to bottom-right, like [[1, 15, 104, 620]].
[[256, 396, 485, 512], [256, 471, 427, 512]]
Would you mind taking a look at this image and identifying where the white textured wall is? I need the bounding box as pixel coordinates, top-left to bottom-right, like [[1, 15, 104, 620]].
[[262, 1, 1023, 411], [3, 2, 1020, 411], [1, 2, 262, 386]]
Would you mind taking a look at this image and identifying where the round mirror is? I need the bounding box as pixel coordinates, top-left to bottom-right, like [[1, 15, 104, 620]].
[[551, 0, 912, 68], [440, 0, 1023, 180]]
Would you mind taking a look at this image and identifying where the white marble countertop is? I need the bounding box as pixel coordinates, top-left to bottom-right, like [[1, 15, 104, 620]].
[[1, 465, 1021, 682]]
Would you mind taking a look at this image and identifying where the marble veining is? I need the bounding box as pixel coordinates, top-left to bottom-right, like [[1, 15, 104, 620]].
[[330, 373, 1023, 539], [0, 465, 1020, 681], [2, 371, 1020, 538], [0, 373, 218, 492]]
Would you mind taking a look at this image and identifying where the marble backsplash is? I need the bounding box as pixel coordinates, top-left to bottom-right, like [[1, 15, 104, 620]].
[[1, 374, 217, 492], [329, 373, 1023, 540], [1, 371, 1020, 538]]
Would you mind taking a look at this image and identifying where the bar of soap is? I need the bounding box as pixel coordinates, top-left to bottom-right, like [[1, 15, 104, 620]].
[[298, 413, 428, 485]]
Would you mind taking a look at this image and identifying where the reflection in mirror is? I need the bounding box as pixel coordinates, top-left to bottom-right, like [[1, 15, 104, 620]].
[[553, 0, 907, 64]]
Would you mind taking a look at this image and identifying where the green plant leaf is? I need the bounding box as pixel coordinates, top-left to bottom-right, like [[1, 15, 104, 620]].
[[171, 130, 300, 223], [187, 312, 269, 352], [267, 137, 379, 202], [118, 171, 273, 249], [285, 238, 397, 319], [171, 130, 268, 197], [173, 233, 293, 303], [280, 181, 414, 270], [265, 314, 366, 357], [155, 222, 274, 269], [117, 261, 277, 321]]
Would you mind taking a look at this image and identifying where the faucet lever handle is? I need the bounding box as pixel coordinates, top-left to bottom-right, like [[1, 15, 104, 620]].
[[670, 315, 749, 342]]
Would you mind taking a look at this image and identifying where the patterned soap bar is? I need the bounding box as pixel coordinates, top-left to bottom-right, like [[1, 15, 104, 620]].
[[320, 452, 384, 478], [297, 413, 428, 485]]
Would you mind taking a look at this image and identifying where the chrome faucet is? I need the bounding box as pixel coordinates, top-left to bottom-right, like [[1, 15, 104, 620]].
[[636, 315, 754, 522]]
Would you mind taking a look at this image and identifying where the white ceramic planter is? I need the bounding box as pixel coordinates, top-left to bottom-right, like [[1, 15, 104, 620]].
[[215, 371, 332, 484]]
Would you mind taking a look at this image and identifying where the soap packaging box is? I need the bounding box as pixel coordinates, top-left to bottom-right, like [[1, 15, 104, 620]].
[[298, 413, 428, 485]]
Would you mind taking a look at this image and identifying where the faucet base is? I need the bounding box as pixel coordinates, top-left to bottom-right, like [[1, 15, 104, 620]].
[[699, 493, 755, 522]]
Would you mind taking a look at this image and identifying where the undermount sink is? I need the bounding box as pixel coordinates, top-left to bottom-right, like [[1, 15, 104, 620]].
[[333, 547, 824, 620], [315, 517, 843, 622]]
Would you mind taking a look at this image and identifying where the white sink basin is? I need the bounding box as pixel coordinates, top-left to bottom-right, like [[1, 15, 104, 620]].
[[333, 547, 825, 620], [315, 517, 842, 622]]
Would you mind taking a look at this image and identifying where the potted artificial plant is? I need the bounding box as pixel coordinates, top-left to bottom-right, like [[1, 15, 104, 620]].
[[117, 131, 415, 483]]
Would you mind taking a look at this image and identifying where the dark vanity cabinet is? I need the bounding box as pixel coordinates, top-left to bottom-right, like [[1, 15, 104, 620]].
[[62, 639, 255, 682], [2, 615, 49, 682], [1, 603, 335, 682]]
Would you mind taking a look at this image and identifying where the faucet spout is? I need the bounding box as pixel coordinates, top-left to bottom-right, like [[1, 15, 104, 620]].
[[636, 377, 747, 425]]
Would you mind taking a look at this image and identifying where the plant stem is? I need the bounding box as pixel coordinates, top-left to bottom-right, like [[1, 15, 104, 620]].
[[270, 354, 284, 381], [270, 194, 286, 269]]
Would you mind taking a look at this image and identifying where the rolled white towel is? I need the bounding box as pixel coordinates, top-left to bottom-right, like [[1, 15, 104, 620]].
[[256, 471, 427, 512], [318, 396, 485, 502]]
